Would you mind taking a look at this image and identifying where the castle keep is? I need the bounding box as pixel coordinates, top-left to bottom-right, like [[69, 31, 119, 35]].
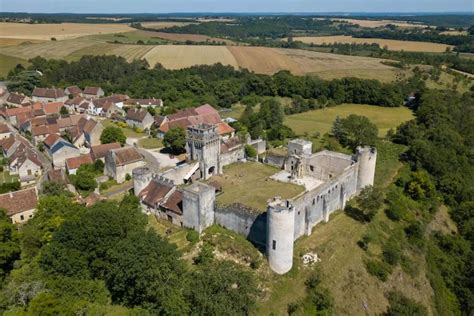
[[134, 127, 376, 274]]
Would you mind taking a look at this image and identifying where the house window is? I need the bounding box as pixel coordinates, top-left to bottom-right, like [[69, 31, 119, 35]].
[[20, 215, 24, 221], [272, 240, 277, 250], [27, 169, 32, 175], [310, 165, 314, 172]]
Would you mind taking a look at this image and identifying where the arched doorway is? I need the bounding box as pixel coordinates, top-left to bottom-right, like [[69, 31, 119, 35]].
[[208, 166, 215, 176]]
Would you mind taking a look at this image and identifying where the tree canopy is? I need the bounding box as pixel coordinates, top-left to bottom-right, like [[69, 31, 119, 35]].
[[100, 126, 126, 146]]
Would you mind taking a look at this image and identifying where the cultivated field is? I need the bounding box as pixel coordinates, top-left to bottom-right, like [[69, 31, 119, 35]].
[[140, 21, 195, 29], [0, 22, 133, 40], [285, 104, 414, 137], [293, 35, 452, 52], [143, 45, 239, 69], [331, 18, 428, 29], [143, 31, 235, 44], [0, 54, 28, 77], [210, 162, 304, 211], [0, 38, 44, 47]]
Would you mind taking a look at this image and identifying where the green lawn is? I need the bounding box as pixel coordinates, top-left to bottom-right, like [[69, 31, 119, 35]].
[[0, 171, 19, 183], [285, 104, 414, 138], [0, 53, 28, 77], [101, 119, 146, 138], [137, 137, 163, 149], [209, 162, 304, 211]]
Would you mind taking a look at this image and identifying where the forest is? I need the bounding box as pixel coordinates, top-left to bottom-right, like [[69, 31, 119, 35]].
[[8, 55, 410, 111]]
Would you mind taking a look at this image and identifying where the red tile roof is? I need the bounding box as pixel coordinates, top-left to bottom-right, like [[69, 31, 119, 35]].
[[32, 124, 59, 137], [0, 124, 10, 134], [126, 108, 149, 122], [65, 86, 82, 95], [66, 154, 93, 170], [139, 181, 173, 208], [4, 106, 32, 118], [161, 190, 183, 215], [110, 147, 143, 166], [90, 142, 121, 160], [83, 87, 102, 95], [43, 133, 60, 148], [47, 169, 65, 183], [42, 102, 63, 114], [0, 188, 38, 216], [32, 88, 65, 99], [6, 93, 28, 105], [216, 122, 235, 135]]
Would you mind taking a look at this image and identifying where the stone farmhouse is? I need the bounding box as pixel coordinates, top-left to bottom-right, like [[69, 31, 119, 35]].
[[90, 142, 121, 162], [44, 136, 80, 168], [6, 93, 30, 107], [105, 146, 145, 183], [133, 123, 376, 274], [0, 187, 38, 224], [83, 86, 104, 99], [64, 86, 82, 97], [125, 108, 154, 130], [0, 135, 43, 185], [31, 88, 68, 103]]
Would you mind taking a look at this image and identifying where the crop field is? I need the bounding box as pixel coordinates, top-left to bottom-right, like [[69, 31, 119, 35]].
[[142, 31, 235, 44], [0, 22, 133, 40], [0, 53, 28, 77], [0, 38, 45, 47], [331, 18, 428, 29], [293, 35, 452, 52], [285, 104, 414, 137], [143, 45, 240, 69]]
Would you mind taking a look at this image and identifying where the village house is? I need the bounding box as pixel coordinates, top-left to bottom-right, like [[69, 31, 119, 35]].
[[93, 95, 128, 116], [1, 106, 33, 126], [125, 108, 154, 130], [155, 104, 234, 139], [8, 145, 42, 184], [82, 118, 103, 147], [64, 86, 82, 97], [0, 187, 38, 224], [31, 88, 68, 103], [83, 87, 104, 99], [105, 146, 145, 183], [49, 138, 81, 168], [31, 124, 60, 145], [6, 93, 30, 107], [65, 154, 93, 175], [0, 135, 28, 158], [124, 98, 163, 108], [47, 168, 66, 184], [90, 142, 121, 162], [0, 124, 12, 140]]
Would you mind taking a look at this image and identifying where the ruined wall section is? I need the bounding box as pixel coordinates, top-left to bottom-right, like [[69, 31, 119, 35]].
[[304, 151, 354, 181]]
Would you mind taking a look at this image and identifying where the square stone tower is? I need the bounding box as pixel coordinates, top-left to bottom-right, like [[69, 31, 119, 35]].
[[186, 124, 221, 180], [182, 182, 216, 234], [288, 139, 312, 156]]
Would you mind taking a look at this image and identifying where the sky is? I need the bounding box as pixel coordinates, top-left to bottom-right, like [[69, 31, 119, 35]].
[[0, 0, 473, 14]]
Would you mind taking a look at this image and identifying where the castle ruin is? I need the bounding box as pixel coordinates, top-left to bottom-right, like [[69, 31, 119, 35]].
[[134, 126, 376, 274]]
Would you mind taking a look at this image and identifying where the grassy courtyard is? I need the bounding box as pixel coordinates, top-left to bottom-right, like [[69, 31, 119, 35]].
[[137, 137, 163, 149], [285, 104, 414, 137], [0, 171, 19, 183], [210, 162, 304, 211], [101, 119, 145, 138]]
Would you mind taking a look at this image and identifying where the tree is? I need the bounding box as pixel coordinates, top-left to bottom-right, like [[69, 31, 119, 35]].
[[332, 114, 378, 151], [163, 127, 186, 155], [386, 291, 428, 316], [245, 144, 257, 158], [187, 261, 257, 315], [70, 166, 97, 193], [357, 185, 385, 219], [60, 106, 68, 116], [100, 126, 126, 146], [0, 209, 20, 283]]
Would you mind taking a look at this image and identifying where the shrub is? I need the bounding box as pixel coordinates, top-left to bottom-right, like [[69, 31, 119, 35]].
[[382, 247, 401, 266], [287, 302, 299, 315], [357, 235, 372, 251], [366, 259, 392, 281], [193, 243, 214, 265], [250, 258, 261, 270], [244, 144, 257, 158], [386, 291, 428, 316], [125, 173, 131, 181], [186, 230, 199, 243]]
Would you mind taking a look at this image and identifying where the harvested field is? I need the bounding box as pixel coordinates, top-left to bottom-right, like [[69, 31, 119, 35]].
[[293, 35, 452, 52], [0, 22, 133, 40], [0, 38, 98, 59], [0, 38, 44, 47], [285, 104, 414, 137], [141, 21, 195, 29], [277, 48, 393, 75], [228, 46, 301, 74], [143, 45, 239, 69], [0, 53, 28, 77], [331, 18, 428, 28], [314, 68, 410, 83], [144, 31, 235, 44]]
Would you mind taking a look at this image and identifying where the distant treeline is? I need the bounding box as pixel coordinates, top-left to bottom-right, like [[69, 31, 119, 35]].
[[8, 55, 419, 111]]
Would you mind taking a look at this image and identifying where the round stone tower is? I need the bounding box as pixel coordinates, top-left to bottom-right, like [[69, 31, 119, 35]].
[[266, 197, 295, 274], [356, 146, 377, 191], [132, 167, 153, 196]]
